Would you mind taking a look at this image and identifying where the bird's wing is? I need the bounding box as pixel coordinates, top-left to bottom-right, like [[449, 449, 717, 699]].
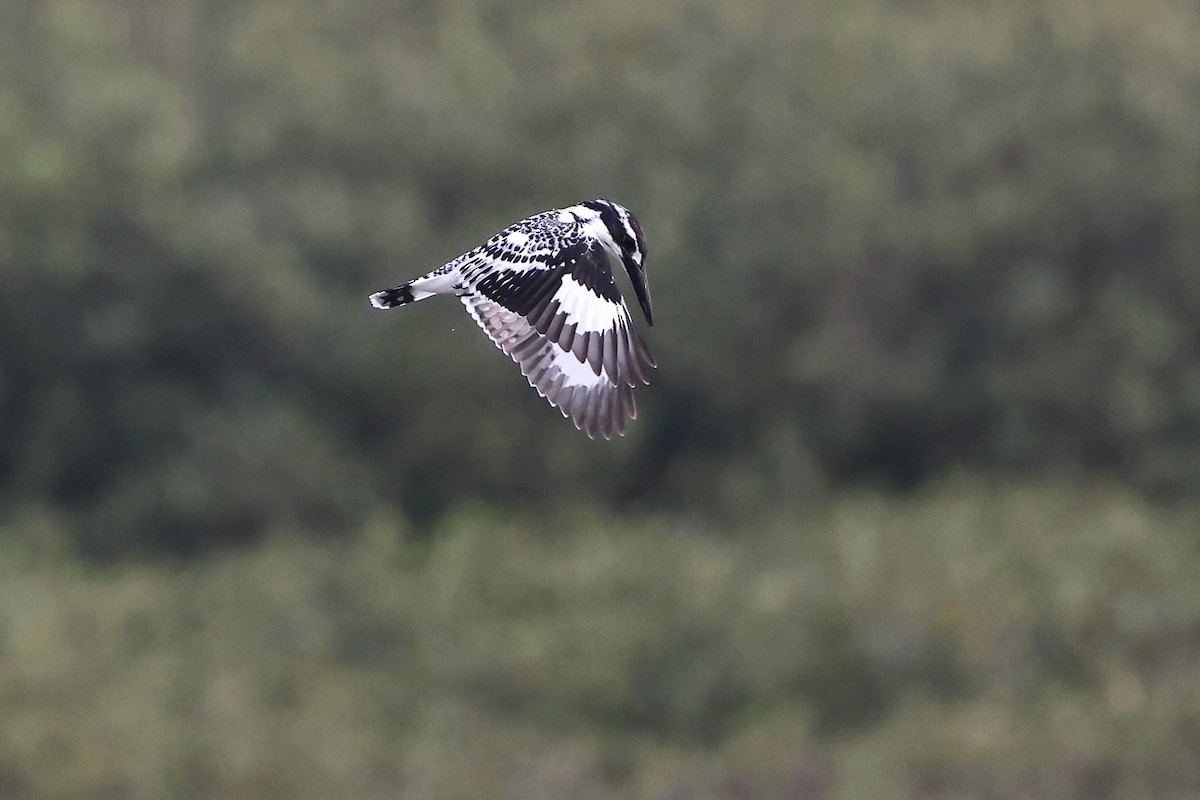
[[461, 294, 635, 438], [460, 241, 655, 438], [472, 241, 655, 386]]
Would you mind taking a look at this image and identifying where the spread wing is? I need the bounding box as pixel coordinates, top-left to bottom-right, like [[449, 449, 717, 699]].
[[461, 241, 655, 438]]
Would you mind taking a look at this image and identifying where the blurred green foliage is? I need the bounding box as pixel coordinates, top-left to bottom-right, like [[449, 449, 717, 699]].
[[3, 0, 1200, 796], [2, 0, 1199, 555], [2, 480, 1198, 798]]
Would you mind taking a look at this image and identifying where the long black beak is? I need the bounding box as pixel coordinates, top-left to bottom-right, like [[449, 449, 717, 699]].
[[624, 257, 654, 326]]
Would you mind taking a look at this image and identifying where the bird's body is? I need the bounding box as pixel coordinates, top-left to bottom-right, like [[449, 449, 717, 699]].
[[369, 199, 655, 439]]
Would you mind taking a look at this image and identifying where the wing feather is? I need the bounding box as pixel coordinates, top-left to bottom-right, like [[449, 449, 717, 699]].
[[462, 295, 639, 438], [456, 232, 653, 437]]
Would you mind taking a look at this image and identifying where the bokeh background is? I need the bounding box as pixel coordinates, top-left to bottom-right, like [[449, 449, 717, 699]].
[[3, 0, 1200, 797]]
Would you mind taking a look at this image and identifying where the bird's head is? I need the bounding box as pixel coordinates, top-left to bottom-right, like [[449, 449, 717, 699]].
[[583, 199, 654, 326]]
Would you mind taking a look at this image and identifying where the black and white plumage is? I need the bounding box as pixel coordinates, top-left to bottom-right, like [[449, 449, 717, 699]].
[[369, 199, 656, 439]]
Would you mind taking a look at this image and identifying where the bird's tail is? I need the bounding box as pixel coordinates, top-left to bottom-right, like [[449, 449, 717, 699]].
[[370, 268, 462, 309], [369, 283, 417, 309]]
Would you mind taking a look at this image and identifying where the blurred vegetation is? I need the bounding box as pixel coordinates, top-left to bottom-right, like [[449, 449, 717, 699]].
[[2, 0, 1200, 796], [2, 480, 1199, 799], [2, 0, 1199, 554]]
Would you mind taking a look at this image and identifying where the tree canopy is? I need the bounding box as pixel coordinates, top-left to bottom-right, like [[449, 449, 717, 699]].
[[2, 0, 1199, 557]]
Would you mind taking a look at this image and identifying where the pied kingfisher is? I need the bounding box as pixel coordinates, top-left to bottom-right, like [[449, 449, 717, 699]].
[[369, 199, 656, 439]]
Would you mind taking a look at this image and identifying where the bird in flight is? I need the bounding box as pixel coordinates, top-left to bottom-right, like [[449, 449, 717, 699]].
[[369, 199, 656, 439]]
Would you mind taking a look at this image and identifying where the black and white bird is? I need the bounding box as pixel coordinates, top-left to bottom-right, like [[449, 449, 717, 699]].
[[369, 199, 656, 439]]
